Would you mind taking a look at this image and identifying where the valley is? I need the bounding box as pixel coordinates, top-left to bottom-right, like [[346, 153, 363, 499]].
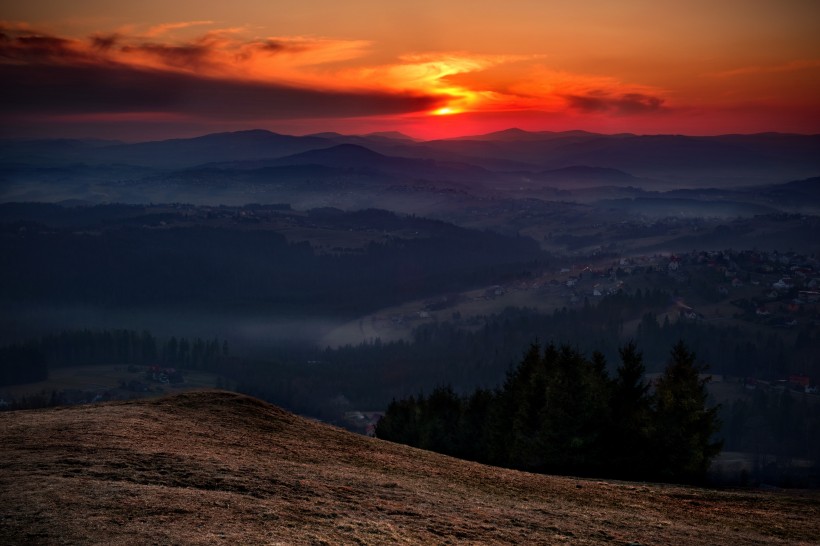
[[2, 128, 818, 489]]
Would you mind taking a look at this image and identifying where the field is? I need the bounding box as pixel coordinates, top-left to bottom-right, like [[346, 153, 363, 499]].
[[321, 283, 571, 347], [2, 391, 818, 545]]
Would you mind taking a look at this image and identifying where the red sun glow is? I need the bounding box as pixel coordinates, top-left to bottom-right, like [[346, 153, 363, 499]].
[[2, 1, 819, 141]]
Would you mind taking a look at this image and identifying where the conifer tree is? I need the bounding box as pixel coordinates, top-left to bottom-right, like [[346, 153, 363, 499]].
[[652, 340, 722, 483], [540, 345, 609, 475], [420, 385, 462, 455], [507, 343, 551, 469], [487, 342, 543, 466], [376, 396, 421, 447], [606, 341, 653, 478], [458, 388, 494, 462]]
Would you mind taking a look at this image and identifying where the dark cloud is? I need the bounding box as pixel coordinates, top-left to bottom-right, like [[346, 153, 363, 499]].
[[260, 40, 286, 52], [563, 93, 609, 113], [0, 28, 443, 122], [564, 91, 665, 114], [617, 93, 664, 113], [257, 40, 312, 54], [90, 33, 120, 51], [122, 43, 212, 69], [0, 60, 442, 120], [0, 33, 87, 62]]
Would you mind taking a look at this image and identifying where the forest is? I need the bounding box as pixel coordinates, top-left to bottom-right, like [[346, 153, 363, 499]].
[[0, 203, 547, 315], [376, 341, 722, 485]]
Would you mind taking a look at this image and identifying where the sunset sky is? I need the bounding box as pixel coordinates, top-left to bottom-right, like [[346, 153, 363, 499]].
[[2, 0, 819, 140]]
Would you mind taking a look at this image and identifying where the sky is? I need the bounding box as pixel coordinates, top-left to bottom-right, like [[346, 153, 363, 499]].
[[2, 0, 819, 140]]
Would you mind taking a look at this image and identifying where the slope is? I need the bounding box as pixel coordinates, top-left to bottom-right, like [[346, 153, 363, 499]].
[[1, 391, 818, 545]]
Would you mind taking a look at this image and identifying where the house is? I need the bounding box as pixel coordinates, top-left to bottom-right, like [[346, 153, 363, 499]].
[[773, 277, 793, 290], [145, 366, 184, 384], [342, 411, 384, 436], [484, 285, 505, 298], [788, 375, 811, 389], [799, 291, 820, 303], [592, 284, 603, 297]]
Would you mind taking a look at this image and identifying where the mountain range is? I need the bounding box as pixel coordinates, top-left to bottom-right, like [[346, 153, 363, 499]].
[[3, 128, 818, 176], [1, 128, 819, 221]]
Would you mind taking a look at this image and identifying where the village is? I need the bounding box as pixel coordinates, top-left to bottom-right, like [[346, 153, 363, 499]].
[[328, 248, 819, 391], [349, 247, 816, 326]]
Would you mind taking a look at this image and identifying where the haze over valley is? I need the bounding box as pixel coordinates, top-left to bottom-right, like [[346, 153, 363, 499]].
[[2, 1, 820, 542]]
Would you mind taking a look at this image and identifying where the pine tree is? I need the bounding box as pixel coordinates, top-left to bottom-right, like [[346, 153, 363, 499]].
[[376, 396, 421, 447], [605, 341, 653, 479], [652, 340, 722, 483], [419, 385, 462, 456], [539, 345, 609, 475], [508, 343, 551, 470], [488, 342, 544, 467], [458, 388, 494, 462]]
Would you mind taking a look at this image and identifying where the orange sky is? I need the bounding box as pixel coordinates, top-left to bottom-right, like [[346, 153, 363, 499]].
[[2, 1, 819, 140]]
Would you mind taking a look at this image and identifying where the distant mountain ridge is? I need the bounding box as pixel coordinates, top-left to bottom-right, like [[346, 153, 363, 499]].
[[0, 130, 334, 168], [4, 128, 818, 175], [447, 127, 603, 142], [2, 128, 818, 207], [187, 143, 497, 186]]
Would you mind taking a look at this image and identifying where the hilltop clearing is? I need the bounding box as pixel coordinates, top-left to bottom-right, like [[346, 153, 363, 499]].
[[2, 391, 819, 544]]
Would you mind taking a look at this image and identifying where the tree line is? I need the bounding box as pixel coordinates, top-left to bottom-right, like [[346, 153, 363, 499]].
[[0, 330, 228, 387], [376, 340, 722, 485]]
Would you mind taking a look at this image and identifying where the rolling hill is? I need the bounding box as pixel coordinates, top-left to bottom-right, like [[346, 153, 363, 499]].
[[3, 129, 818, 210], [2, 391, 818, 544]]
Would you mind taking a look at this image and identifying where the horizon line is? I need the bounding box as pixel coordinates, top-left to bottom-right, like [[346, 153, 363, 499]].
[[6, 126, 819, 145]]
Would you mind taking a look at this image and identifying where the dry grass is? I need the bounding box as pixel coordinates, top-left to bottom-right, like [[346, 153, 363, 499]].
[[2, 391, 818, 545]]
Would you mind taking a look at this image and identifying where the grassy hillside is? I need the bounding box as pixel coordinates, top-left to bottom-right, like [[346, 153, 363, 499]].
[[1, 391, 818, 545]]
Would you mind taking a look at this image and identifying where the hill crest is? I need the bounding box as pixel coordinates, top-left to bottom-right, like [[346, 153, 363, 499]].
[[2, 391, 818, 544]]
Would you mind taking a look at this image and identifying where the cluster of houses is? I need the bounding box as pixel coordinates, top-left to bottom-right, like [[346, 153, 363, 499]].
[[619, 249, 820, 326], [340, 410, 384, 436], [708, 250, 819, 325], [144, 365, 184, 385], [745, 374, 818, 395]]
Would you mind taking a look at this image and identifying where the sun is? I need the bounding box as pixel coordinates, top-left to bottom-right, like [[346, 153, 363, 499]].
[[433, 106, 459, 116]]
